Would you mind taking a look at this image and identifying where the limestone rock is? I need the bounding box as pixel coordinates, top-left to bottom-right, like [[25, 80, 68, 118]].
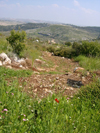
[[0, 53, 11, 65], [56, 77, 59, 80], [37, 68, 46, 72], [6, 65, 12, 69], [73, 67, 84, 73], [35, 59, 45, 64], [0, 61, 2, 66], [82, 76, 86, 82], [17, 58, 26, 67]]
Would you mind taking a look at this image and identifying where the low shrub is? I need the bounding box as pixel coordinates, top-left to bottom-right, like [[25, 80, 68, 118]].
[[47, 46, 55, 53], [72, 41, 100, 57], [54, 47, 73, 58]]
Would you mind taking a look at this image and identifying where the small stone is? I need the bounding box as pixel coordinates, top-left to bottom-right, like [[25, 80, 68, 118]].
[[33, 71, 40, 74], [51, 83, 54, 87], [70, 96, 73, 98], [77, 73, 80, 77], [56, 77, 59, 80], [66, 87, 70, 90], [34, 89, 37, 92], [66, 87, 74, 90], [67, 72, 73, 76], [19, 86, 22, 88], [0, 61, 2, 66], [6, 65, 12, 69], [45, 89, 53, 94], [82, 76, 86, 82], [35, 59, 45, 64], [70, 87, 74, 90], [87, 71, 90, 76], [74, 67, 84, 73], [37, 68, 46, 72], [19, 65, 23, 68]]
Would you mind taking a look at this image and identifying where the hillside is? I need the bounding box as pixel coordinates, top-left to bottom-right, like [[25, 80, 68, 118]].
[[0, 34, 100, 132], [0, 23, 50, 31], [0, 21, 100, 42], [0, 20, 25, 26], [26, 24, 100, 43]]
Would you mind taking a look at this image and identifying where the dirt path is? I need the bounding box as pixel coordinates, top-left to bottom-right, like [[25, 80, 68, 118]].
[[17, 51, 93, 99]]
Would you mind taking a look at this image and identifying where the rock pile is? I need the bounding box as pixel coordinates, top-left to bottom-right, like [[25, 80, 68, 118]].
[[0, 52, 37, 71]]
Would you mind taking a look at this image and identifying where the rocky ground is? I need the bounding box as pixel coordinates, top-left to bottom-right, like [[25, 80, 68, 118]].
[[17, 51, 93, 99]]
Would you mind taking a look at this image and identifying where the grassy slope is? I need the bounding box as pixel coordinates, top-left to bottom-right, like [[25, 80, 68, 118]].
[[0, 66, 100, 132], [0, 36, 100, 132], [74, 55, 100, 71]]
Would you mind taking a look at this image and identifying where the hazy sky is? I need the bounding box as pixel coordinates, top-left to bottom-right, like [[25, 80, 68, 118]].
[[0, 0, 100, 26]]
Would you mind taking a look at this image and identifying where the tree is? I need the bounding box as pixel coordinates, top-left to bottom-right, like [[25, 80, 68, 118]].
[[6, 30, 26, 56]]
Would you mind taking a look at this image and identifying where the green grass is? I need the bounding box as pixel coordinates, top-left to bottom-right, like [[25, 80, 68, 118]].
[[0, 35, 100, 132], [74, 55, 100, 71], [0, 67, 33, 78], [0, 36, 11, 53], [40, 71, 63, 75], [0, 67, 100, 132]]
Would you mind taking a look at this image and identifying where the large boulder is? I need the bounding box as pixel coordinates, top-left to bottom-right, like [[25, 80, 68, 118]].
[[0, 53, 11, 65]]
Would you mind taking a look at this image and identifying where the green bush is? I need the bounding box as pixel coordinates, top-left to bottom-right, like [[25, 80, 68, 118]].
[[47, 46, 74, 58], [72, 42, 81, 56], [6, 30, 26, 57], [72, 41, 100, 57], [47, 46, 55, 53], [65, 42, 72, 46], [47, 41, 100, 59], [55, 47, 73, 58], [80, 41, 100, 57]]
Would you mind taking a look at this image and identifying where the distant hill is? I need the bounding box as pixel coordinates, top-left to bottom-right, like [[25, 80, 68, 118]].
[[0, 23, 50, 31], [0, 19, 100, 42], [26, 24, 100, 43], [0, 20, 25, 26]]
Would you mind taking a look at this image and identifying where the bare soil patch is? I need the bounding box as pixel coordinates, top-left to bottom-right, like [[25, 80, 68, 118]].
[[18, 51, 93, 99]]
